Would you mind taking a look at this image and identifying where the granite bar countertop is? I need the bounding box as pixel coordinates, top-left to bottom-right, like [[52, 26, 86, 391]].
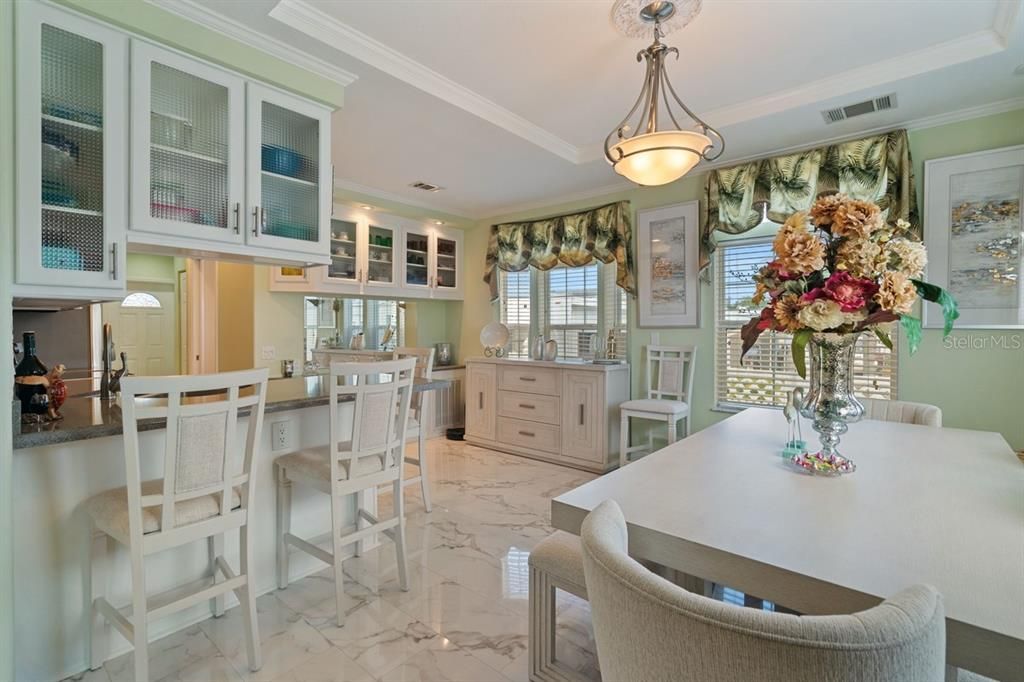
[[15, 374, 450, 450]]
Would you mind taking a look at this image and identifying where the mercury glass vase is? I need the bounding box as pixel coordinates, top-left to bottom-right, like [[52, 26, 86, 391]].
[[797, 332, 864, 474]]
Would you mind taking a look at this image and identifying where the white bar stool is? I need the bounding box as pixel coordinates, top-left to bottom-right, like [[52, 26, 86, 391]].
[[394, 347, 435, 512], [275, 357, 417, 626], [618, 345, 696, 466], [86, 369, 270, 681]]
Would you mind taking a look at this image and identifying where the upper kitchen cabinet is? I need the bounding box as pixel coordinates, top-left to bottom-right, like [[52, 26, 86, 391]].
[[432, 226, 463, 299], [404, 224, 463, 300], [15, 3, 128, 297], [129, 42, 245, 246], [128, 44, 331, 265], [245, 83, 331, 258]]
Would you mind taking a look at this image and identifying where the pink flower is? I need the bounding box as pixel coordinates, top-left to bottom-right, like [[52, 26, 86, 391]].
[[755, 306, 777, 331], [801, 288, 826, 303], [822, 271, 878, 313]]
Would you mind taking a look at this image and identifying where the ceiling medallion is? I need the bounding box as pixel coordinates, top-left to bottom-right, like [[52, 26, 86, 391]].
[[605, 0, 723, 186], [610, 0, 701, 39]]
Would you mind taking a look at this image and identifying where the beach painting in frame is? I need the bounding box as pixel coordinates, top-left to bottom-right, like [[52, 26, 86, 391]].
[[924, 145, 1024, 328], [637, 201, 700, 327]]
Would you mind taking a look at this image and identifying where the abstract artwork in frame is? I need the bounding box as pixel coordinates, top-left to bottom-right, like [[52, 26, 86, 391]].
[[924, 145, 1023, 329], [636, 201, 700, 327]]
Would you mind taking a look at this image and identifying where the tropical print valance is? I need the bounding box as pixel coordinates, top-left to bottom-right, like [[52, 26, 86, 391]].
[[484, 201, 635, 300], [701, 129, 919, 271]]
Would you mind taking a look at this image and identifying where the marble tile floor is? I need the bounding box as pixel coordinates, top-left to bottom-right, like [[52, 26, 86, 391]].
[[65, 439, 601, 682]]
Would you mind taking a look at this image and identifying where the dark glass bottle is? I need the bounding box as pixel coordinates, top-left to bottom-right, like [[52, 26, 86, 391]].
[[15, 331, 49, 414]]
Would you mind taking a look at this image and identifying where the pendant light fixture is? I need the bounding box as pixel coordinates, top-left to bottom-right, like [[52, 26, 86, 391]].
[[606, 0, 723, 186]]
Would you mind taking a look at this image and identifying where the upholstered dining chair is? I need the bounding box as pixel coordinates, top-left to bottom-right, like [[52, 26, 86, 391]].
[[861, 398, 942, 427], [393, 346, 435, 512], [580, 500, 947, 682], [86, 369, 270, 682], [618, 345, 696, 466], [275, 357, 416, 626]]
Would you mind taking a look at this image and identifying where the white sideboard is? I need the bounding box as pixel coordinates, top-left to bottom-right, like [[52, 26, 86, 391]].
[[465, 357, 629, 473]]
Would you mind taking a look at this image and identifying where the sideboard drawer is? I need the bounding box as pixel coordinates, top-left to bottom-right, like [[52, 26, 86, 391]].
[[497, 416, 561, 455], [497, 390, 560, 425], [498, 365, 560, 396]]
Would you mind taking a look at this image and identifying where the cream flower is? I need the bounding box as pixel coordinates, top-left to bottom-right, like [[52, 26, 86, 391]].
[[797, 298, 846, 331], [832, 199, 884, 239], [836, 238, 883, 279], [772, 213, 825, 274], [876, 271, 917, 315], [885, 238, 928, 278]]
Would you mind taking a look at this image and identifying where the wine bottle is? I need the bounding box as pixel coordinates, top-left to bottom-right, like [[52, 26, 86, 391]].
[[14, 331, 49, 414]]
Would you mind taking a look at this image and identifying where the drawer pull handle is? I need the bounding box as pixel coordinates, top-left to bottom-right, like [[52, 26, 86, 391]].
[[518, 403, 535, 409], [580, 403, 585, 425], [518, 376, 537, 382], [518, 430, 535, 437], [478, 392, 483, 410]]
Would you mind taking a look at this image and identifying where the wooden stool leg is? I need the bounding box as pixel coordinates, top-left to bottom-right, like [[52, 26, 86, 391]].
[[418, 432, 432, 513], [619, 413, 629, 467], [129, 547, 148, 682], [239, 525, 262, 672], [394, 478, 410, 591], [209, 533, 225, 617], [666, 415, 677, 444], [275, 468, 292, 590], [88, 527, 111, 671], [331, 491, 348, 627]]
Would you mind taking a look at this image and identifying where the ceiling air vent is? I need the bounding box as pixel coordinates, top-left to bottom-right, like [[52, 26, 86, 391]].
[[410, 181, 444, 192], [821, 94, 897, 125]]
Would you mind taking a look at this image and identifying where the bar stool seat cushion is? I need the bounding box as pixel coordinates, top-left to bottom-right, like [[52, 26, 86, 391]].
[[620, 399, 690, 416], [529, 530, 587, 595], [86, 479, 241, 538], [277, 446, 389, 482]]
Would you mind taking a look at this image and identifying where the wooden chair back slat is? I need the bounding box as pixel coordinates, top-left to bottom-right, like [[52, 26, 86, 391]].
[[646, 345, 697, 403]]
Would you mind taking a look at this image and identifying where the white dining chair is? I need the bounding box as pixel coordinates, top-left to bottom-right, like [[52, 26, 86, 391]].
[[275, 357, 416, 626], [86, 369, 270, 681], [861, 398, 942, 427], [393, 346, 435, 512], [618, 345, 696, 466], [580, 499, 947, 682]]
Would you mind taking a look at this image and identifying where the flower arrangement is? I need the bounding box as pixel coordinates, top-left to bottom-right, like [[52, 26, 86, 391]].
[[740, 194, 959, 377]]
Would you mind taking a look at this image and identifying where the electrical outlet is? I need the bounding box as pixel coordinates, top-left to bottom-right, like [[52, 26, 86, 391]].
[[272, 420, 291, 452], [262, 345, 276, 360]]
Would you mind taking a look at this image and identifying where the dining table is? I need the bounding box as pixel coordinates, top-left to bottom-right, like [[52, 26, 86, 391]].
[[551, 407, 1024, 681]]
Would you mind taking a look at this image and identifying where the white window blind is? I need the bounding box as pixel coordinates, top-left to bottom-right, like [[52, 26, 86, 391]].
[[500, 269, 532, 359], [715, 240, 897, 409], [498, 262, 627, 361]]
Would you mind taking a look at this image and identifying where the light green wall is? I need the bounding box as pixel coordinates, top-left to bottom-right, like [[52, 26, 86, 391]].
[[461, 109, 1024, 450], [53, 0, 344, 107], [125, 253, 178, 282]]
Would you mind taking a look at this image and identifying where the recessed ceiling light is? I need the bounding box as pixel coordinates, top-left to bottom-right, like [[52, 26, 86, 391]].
[[360, 204, 373, 210], [433, 220, 444, 225], [1014, 63, 1024, 76]]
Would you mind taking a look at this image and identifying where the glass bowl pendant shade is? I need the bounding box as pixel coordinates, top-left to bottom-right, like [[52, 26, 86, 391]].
[[605, 1, 723, 186], [609, 130, 712, 185]]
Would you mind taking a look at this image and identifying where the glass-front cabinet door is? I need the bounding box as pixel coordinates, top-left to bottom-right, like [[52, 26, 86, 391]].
[[325, 218, 359, 285], [433, 228, 462, 297], [365, 222, 398, 290], [403, 228, 431, 292], [246, 83, 330, 256], [130, 42, 245, 243], [16, 4, 127, 290]]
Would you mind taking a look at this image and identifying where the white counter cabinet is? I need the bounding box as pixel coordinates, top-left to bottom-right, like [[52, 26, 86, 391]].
[[464, 357, 629, 473]]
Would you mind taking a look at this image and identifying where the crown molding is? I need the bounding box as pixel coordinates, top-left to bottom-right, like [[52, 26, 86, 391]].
[[269, 0, 582, 164], [481, 180, 634, 222], [146, 0, 358, 88], [992, 0, 1022, 45]]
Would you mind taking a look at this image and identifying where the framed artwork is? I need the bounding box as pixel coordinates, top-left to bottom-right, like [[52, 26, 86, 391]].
[[636, 201, 700, 328], [924, 145, 1023, 329]]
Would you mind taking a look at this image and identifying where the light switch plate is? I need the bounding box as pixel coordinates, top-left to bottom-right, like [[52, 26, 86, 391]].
[[261, 345, 276, 360]]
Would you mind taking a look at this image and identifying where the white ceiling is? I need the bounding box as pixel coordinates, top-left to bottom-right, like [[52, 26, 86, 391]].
[[157, 0, 1024, 219]]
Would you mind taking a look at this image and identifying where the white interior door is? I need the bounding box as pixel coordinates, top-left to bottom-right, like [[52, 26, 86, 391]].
[[101, 290, 177, 375]]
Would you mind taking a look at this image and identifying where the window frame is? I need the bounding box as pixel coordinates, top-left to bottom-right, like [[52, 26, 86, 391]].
[[713, 237, 899, 411]]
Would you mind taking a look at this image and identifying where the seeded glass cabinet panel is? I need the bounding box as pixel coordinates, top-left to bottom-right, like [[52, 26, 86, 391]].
[[15, 3, 127, 291], [246, 83, 331, 256], [129, 41, 245, 244]]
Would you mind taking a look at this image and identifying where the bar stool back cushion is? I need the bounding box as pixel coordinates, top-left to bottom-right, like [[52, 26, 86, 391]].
[[581, 500, 947, 682], [861, 399, 942, 427]]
